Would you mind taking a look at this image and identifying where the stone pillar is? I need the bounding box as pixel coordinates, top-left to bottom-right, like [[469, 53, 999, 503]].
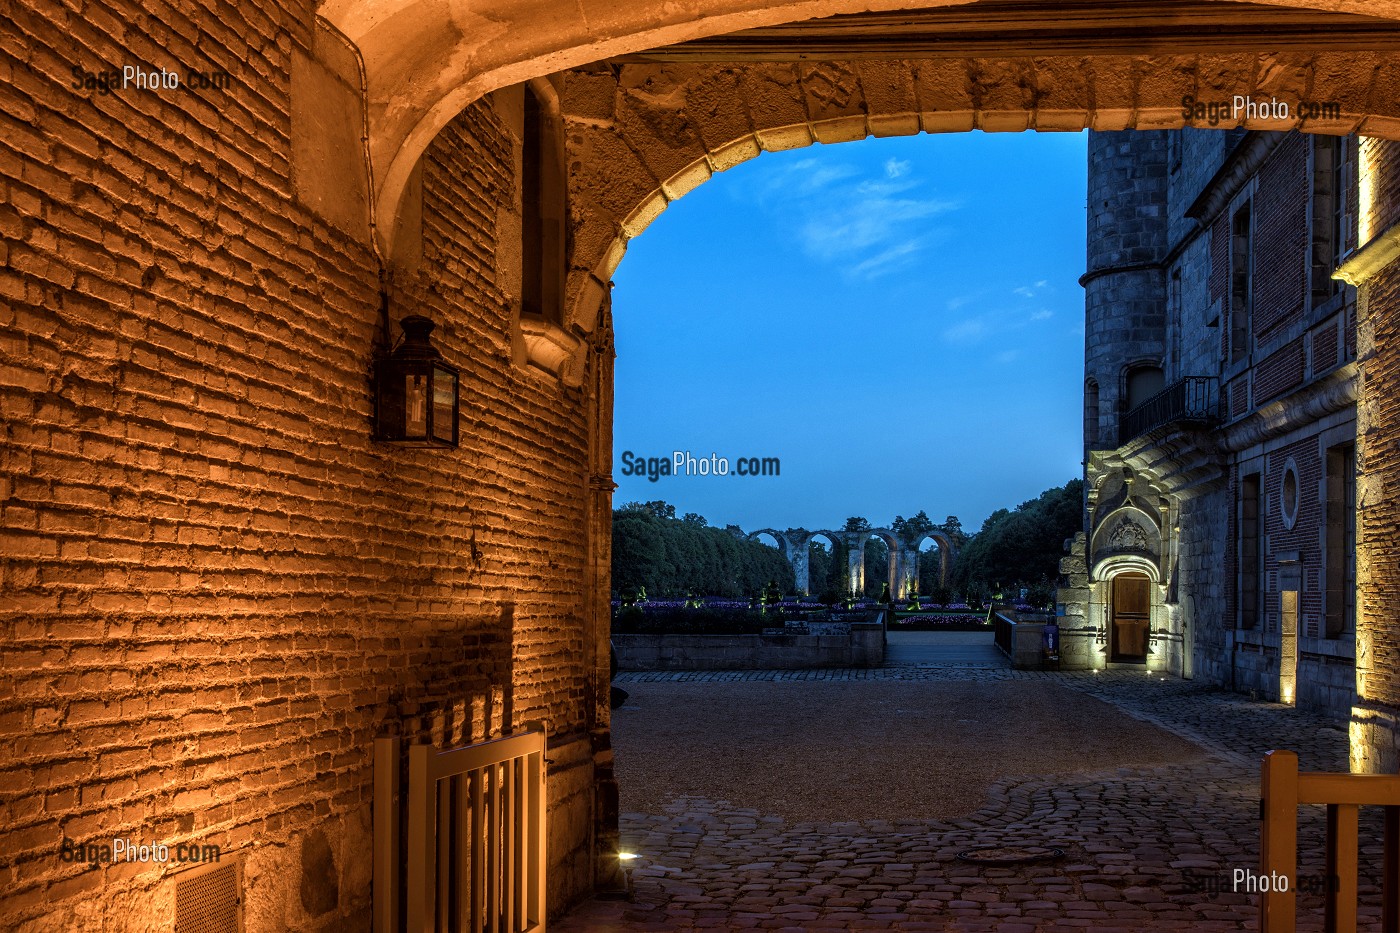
[[897, 547, 918, 598], [585, 299, 622, 889], [1056, 533, 1094, 670], [790, 533, 810, 595], [844, 535, 864, 598], [1338, 137, 1400, 772]]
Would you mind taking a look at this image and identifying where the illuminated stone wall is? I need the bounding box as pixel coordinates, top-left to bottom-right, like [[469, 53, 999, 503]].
[[1352, 136, 1400, 771]]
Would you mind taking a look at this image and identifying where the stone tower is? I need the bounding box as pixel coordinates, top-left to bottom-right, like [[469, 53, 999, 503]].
[[1081, 130, 1170, 451]]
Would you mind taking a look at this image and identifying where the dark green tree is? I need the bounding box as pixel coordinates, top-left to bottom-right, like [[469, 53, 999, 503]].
[[611, 502, 795, 598], [949, 480, 1084, 603]]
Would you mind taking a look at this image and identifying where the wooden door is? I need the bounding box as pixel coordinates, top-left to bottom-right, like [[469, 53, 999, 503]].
[[1111, 573, 1152, 663]]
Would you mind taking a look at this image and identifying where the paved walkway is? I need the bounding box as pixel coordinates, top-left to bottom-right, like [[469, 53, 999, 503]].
[[883, 631, 1005, 669], [558, 669, 1375, 932]]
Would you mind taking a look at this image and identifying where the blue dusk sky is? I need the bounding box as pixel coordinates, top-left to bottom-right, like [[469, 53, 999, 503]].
[[611, 129, 1089, 535]]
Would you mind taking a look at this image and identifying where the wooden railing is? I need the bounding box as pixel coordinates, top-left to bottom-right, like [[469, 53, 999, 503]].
[[1260, 749, 1400, 932], [374, 730, 548, 933]]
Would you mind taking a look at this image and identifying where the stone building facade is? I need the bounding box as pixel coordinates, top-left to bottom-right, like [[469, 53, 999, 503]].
[[7, 1, 1400, 931], [1061, 127, 1369, 720]]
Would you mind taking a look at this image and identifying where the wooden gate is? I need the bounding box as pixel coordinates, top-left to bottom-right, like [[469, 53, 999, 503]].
[[374, 730, 548, 933], [1260, 749, 1400, 932]]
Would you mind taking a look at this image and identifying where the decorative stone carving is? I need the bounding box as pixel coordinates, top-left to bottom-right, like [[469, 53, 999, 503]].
[[1107, 516, 1150, 551]]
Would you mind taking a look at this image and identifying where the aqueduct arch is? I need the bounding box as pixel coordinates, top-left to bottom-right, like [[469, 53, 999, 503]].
[[749, 526, 954, 597]]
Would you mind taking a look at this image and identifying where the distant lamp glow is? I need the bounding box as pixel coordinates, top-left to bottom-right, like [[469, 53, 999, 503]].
[[374, 315, 459, 447]]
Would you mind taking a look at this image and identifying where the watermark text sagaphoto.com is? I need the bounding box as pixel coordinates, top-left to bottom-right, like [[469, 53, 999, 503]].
[[1183, 869, 1337, 895], [1181, 95, 1341, 126], [620, 450, 780, 482], [71, 65, 232, 95], [60, 837, 222, 868]]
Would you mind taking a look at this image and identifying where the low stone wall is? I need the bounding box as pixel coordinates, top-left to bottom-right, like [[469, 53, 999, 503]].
[[614, 620, 885, 670], [993, 609, 1052, 670]]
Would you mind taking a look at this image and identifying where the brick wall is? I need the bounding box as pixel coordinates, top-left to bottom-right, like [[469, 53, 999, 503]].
[[0, 2, 599, 929], [1253, 133, 1308, 339], [1253, 337, 1306, 403], [1210, 212, 1229, 361], [1261, 435, 1325, 631]]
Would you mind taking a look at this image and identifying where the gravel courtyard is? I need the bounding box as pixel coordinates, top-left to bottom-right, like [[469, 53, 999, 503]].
[[557, 668, 1378, 932], [609, 678, 1204, 822]]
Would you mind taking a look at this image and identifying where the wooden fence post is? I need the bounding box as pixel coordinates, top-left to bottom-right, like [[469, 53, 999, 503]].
[[1261, 750, 1299, 933]]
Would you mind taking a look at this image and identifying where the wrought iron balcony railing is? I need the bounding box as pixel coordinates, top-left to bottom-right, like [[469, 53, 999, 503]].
[[1118, 376, 1219, 446]]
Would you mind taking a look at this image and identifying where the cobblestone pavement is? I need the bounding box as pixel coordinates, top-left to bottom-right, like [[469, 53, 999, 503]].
[[556, 669, 1384, 932]]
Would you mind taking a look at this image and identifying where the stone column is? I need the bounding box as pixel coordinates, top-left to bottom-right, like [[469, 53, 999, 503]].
[[789, 533, 810, 595], [897, 547, 918, 599], [844, 535, 864, 598], [1338, 138, 1400, 772], [584, 297, 622, 888]]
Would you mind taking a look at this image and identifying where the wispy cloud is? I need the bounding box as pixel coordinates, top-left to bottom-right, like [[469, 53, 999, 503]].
[[944, 317, 989, 343], [940, 283, 1059, 346], [737, 155, 959, 281]]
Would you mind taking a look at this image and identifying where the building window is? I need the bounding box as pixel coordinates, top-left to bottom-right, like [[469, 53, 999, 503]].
[[522, 84, 566, 323], [1239, 472, 1262, 629], [1230, 201, 1253, 363], [1085, 378, 1100, 447], [1280, 459, 1300, 530], [1311, 135, 1353, 306], [1325, 443, 1356, 639], [1124, 364, 1165, 411]]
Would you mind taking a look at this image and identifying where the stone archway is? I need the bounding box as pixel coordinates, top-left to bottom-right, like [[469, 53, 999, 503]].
[[908, 531, 956, 594], [319, 0, 1400, 264], [558, 54, 1400, 332]]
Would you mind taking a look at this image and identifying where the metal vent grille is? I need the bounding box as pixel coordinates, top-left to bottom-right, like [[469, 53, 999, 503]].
[[175, 860, 243, 933]]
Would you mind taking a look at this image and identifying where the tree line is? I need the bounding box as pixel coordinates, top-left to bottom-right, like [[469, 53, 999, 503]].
[[611, 479, 1083, 605], [611, 501, 795, 599]]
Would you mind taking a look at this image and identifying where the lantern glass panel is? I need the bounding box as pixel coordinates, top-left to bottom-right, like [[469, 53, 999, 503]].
[[431, 367, 456, 444], [405, 373, 428, 438]]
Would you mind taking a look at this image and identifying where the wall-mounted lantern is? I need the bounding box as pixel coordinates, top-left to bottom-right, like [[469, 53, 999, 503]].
[[374, 315, 459, 447]]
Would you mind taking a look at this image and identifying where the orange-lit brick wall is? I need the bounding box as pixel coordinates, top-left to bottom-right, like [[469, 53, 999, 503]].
[[0, 3, 601, 929]]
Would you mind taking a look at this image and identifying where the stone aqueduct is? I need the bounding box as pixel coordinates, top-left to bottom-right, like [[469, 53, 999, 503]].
[[9, 0, 1400, 930], [748, 527, 954, 597]]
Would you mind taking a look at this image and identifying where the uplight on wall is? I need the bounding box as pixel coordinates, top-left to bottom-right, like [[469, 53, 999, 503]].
[[374, 315, 460, 447]]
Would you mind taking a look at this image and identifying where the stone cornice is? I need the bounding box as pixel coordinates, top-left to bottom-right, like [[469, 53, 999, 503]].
[[1221, 362, 1358, 452], [1335, 220, 1400, 286]]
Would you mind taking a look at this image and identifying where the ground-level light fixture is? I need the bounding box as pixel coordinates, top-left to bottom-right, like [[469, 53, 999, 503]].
[[618, 851, 644, 900], [374, 315, 459, 447]]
